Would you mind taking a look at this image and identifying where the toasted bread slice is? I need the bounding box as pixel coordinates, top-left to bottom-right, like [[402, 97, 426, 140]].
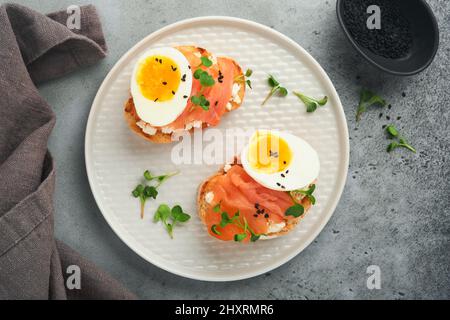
[[197, 161, 313, 239], [124, 46, 245, 143]]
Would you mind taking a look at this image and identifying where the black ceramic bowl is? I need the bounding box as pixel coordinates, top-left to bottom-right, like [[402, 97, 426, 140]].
[[336, 0, 439, 76]]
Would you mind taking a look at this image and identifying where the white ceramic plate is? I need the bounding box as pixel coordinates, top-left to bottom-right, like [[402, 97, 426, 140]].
[[85, 17, 349, 281]]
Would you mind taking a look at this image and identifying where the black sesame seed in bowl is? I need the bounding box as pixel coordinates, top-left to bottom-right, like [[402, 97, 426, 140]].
[[341, 0, 413, 59], [336, 0, 439, 76]]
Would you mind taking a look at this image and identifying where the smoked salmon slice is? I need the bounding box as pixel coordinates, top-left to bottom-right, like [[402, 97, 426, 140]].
[[124, 46, 245, 143], [168, 48, 241, 130], [205, 165, 296, 241]]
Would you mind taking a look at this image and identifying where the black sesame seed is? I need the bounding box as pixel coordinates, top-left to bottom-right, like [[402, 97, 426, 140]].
[[155, 58, 158, 62], [154, 98, 158, 102], [253, 214, 258, 218], [379, 113, 383, 118], [162, 81, 167, 85], [397, 116, 401, 120], [276, 182, 281, 186], [386, 115, 390, 120], [159, 59, 162, 64], [171, 65, 177, 71], [382, 125, 387, 129], [283, 161, 286, 164], [183, 95, 188, 99], [215, 101, 218, 106], [281, 185, 286, 189], [188, 65, 191, 69], [254, 203, 260, 209], [285, 170, 289, 174], [402, 92, 406, 97], [388, 104, 392, 109], [341, 0, 413, 59], [281, 173, 285, 178], [264, 213, 269, 218], [172, 90, 175, 95], [181, 74, 186, 82]]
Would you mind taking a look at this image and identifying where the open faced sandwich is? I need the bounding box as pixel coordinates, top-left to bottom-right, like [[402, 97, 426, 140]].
[[124, 46, 246, 143], [198, 130, 320, 242]]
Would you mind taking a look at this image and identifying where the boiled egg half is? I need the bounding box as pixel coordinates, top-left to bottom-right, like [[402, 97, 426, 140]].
[[130, 47, 192, 127], [241, 130, 320, 191]]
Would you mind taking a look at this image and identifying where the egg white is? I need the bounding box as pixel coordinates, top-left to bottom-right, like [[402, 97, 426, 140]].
[[241, 130, 320, 191], [130, 47, 192, 127]]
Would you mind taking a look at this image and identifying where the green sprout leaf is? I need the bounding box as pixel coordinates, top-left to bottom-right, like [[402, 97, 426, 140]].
[[154, 204, 171, 223], [131, 170, 178, 218], [213, 203, 221, 213], [387, 142, 398, 152], [278, 87, 288, 97], [385, 125, 416, 153], [268, 74, 279, 87], [171, 205, 191, 222], [210, 208, 261, 242], [193, 69, 203, 79], [293, 92, 328, 113], [143, 170, 153, 181], [132, 184, 144, 198], [386, 124, 399, 138], [199, 71, 215, 87], [235, 69, 253, 89], [154, 204, 191, 239], [211, 224, 221, 235], [191, 95, 201, 105], [200, 56, 213, 67], [356, 89, 386, 121], [262, 75, 288, 105], [234, 233, 247, 242], [191, 94, 210, 111], [144, 186, 158, 199], [291, 184, 317, 205], [220, 212, 232, 228], [285, 203, 305, 218]]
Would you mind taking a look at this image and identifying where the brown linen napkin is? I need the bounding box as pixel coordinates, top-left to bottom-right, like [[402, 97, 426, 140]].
[[0, 3, 136, 299]]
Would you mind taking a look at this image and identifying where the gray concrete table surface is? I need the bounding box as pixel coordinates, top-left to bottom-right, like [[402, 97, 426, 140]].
[[4, 0, 449, 299]]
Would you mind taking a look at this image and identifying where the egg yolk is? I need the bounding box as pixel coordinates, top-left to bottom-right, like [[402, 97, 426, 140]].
[[247, 132, 292, 174], [136, 55, 181, 102]]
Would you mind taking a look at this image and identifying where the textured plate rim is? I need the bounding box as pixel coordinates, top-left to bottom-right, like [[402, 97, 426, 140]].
[[85, 16, 349, 282]]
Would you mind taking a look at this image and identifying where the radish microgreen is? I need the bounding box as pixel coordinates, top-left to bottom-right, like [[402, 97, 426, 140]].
[[356, 89, 386, 121], [234, 68, 253, 89], [211, 204, 261, 242], [262, 74, 288, 105], [285, 203, 304, 218], [213, 202, 221, 213], [290, 184, 316, 205], [385, 125, 416, 153], [131, 170, 179, 218], [286, 184, 318, 217], [293, 92, 328, 113], [211, 224, 221, 235], [154, 204, 191, 238], [190, 57, 216, 111], [200, 56, 213, 67]]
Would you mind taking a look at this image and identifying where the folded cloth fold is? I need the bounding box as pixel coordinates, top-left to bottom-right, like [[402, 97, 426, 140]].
[[0, 3, 136, 299]]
